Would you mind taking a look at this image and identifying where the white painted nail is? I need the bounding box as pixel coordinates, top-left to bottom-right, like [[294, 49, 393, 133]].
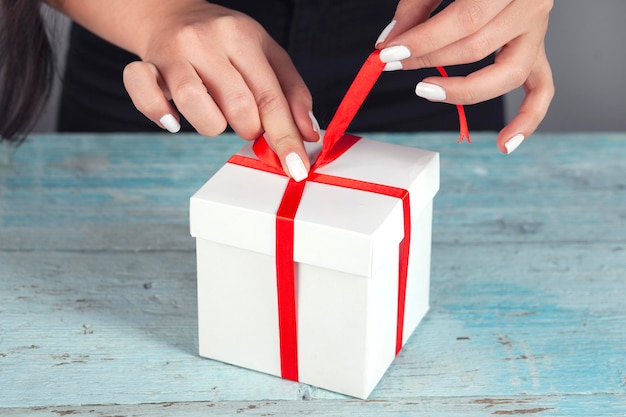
[[308, 111, 322, 142], [375, 20, 396, 46], [379, 45, 411, 63], [285, 152, 308, 182], [505, 134, 525, 154], [415, 82, 447, 101], [383, 61, 403, 72], [159, 114, 181, 133]]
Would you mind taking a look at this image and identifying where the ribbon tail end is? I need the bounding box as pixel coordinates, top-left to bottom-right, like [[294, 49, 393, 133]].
[[458, 132, 471, 144], [455, 103, 470, 144]]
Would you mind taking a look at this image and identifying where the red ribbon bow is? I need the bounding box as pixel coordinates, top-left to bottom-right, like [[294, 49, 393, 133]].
[[228, 50, 468, 381]]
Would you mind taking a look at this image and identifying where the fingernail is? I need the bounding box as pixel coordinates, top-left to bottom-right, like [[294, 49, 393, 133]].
[[383, 61, 403, 72], [379, 45, 411, 63], [285, 152, 308, 182], [415, 82, 446, 101], [160, 114, 181, 133], [505, 134, 525, 154], [375, 20, 396, 46], [309, 111, 322, 142]]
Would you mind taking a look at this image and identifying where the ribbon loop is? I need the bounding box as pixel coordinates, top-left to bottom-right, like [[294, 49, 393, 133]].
[[251, 50, 386, 171]]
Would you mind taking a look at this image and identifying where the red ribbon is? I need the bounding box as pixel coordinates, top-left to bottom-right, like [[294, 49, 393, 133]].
[[228, 50, 468, 381], [436, 66, 470, 144]]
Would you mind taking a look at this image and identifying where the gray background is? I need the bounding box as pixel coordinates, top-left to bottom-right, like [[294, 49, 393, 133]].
[[34, 1, 626, 133]]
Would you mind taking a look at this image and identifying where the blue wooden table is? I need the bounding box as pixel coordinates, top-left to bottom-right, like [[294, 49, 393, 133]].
[[1, 132, 625, 416]]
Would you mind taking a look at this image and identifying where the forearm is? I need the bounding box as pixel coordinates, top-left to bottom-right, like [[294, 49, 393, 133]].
[[46, 0, 207, 57]]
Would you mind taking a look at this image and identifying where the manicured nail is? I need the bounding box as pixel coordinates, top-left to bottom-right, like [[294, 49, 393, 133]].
[[379, 45, 411, 63], [159, 114, 181, 133], [375, 20, 396, 46], [505, 134, 525, 154], [285, 152, 308, 182], [415, 82, 446, 101], [309, 111, 322, 142], [383, 61, 403, 72]]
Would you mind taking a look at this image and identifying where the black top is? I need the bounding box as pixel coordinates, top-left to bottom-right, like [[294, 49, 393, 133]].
[[57, 0, 503, 133]]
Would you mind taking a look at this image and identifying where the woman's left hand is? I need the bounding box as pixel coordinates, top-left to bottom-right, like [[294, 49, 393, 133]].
[[376, 0, 555, 154]]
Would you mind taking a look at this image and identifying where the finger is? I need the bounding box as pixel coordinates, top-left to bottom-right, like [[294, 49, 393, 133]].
[[414, 28, 545, 105], [268, 45, 321, 142], [497, 46, 554, 154], [122, 61, 181, 133], [232, 44, 310, 181], [380, 0, 512, 63], [158, 59, 227, 137], [191, 57, 263, 141]]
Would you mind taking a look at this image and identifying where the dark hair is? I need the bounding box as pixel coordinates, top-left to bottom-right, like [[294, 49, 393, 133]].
[[1, 0, 54, 144]]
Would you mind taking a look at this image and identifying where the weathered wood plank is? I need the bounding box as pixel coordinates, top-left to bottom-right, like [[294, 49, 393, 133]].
[[2, 134, 624, 251], [3, 395, 626, 417]]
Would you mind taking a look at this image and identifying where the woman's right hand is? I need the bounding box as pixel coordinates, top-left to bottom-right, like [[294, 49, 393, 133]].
[[375, 0, 554, 154]]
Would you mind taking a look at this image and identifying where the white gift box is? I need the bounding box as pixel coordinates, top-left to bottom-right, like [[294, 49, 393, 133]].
[[190, 135, 439, 399]]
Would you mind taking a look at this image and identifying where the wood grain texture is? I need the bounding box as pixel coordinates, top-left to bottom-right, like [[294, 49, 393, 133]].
[[1, 133, 625, 416]]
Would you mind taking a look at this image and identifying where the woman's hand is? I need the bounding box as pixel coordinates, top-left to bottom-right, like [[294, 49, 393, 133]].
[[126, 1, 322, 180], [376, 0, 555, 153]]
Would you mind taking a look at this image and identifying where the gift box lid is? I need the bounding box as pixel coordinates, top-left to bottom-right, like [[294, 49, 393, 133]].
[[190, 136, 439, 278]]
